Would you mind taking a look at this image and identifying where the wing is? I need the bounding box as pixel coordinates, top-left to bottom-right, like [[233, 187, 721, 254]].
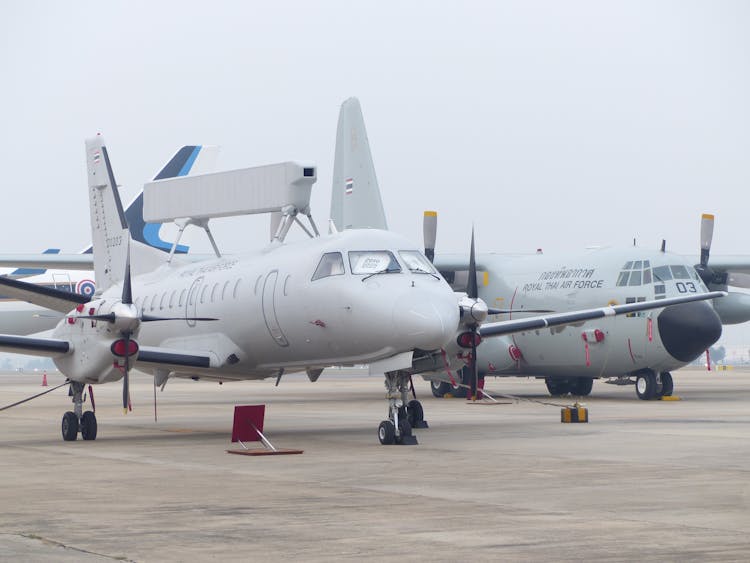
[[0, 275, 89, 313], [479, 291, 725, 337], [0, 254, 94, 270]]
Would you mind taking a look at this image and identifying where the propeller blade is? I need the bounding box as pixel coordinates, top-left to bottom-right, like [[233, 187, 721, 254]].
[[467, 227, 478, 300], [488, 308, 553, 315], [423, 211, 437, 263], [140, 315, 219, 322], [728, 272, 750, 289], [470, 331, 478, 401], [700, 213, 714, 267], [122, 238, 133, 305], [122, 332, 130, 413]]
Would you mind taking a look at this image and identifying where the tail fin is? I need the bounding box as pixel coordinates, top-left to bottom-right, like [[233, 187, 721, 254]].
[[86, 136, 167, 293], [82, 144, 219, 255], [329, 97, 388, 231]]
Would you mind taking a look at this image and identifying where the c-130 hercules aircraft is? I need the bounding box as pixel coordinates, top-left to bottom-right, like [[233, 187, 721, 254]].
[[330, 97, 734, 402], [0, 110, 721, 444]]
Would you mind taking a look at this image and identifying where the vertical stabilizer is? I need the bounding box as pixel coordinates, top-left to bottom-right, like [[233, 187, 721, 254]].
[[330, 97, 388, 231], [86, 136, 167, 293]]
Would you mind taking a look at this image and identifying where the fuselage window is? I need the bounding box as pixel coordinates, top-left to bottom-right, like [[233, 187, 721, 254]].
[[312, 252, 346, 281], [642, 269, 652, 285], [349, 251, 401, 275], [628, 271, 642, 286], [399, 250, 437, 274], [233, 278, 241, 299], [633, 260, 642, 269], [616, 272, 630, 287], [179, 288, 186, 307]]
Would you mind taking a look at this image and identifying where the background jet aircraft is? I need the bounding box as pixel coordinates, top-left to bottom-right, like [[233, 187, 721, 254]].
[[0, 145, 218, 336], [330, 97, 736, 401]]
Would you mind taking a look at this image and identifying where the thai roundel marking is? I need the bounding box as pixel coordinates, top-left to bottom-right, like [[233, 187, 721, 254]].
[[76, 279, 96, 298]]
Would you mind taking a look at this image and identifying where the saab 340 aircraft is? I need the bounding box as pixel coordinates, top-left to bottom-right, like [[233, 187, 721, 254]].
[[0, 130, 719, 445], [330, 97, 738, 402], [0, 144, 218, 335]]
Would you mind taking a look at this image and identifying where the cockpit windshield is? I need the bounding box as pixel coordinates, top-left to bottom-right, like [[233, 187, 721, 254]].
[[312, 252, 346, 281], [349, 251, 401, 275], [399, 250, 437, 274]]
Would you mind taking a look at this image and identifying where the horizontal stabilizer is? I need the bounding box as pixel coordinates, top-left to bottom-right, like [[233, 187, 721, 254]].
[[144, 162, 316, 222], [0, 276, 89, 313]]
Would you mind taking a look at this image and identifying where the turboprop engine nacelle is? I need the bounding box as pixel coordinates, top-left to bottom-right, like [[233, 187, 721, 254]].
[[52, 299, 137, 384], [713, 292, 750, 325]]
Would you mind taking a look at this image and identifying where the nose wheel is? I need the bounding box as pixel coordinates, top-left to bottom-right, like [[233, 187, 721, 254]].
[[380, 371, 424, 445], [61, 382, 97, 441]]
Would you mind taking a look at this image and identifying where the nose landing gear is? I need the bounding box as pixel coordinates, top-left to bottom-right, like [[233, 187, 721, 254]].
[[379, 371, 425, 445], [62, 382, 97, 441]]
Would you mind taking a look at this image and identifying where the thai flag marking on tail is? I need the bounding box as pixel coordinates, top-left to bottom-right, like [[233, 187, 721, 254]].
[[345, 177, 354, 195]]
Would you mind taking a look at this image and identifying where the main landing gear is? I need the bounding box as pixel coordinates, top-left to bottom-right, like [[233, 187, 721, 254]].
[[62, 382, 97, 441], [379, 371, 426, 445], [634, 370, 673, 400]]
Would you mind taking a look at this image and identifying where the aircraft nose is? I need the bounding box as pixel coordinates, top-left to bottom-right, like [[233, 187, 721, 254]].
[[392, 291, 458, 350], [657, 300, 722, 362]]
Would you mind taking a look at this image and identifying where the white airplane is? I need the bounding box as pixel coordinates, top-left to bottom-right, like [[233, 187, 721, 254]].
[[330, 97, 737, 402], [0, 130, 719, 444], [0, 145, 218, 335]]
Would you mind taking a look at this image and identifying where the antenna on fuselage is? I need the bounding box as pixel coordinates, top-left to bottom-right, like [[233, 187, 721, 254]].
[[660, 239, 666, 252]]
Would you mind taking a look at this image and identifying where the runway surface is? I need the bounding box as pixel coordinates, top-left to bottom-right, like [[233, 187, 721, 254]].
[[1, 367, 749, 561]]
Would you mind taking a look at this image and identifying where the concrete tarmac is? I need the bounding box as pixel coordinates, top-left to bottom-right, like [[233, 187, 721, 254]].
[[1, 367, 750, 562]]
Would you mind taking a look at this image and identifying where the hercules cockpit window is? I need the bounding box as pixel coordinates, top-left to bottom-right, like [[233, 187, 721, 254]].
[[617, 260, 652, 287], [349, 251, 401, 275], [312, 252, 345, 281], [399, 251, 437, 274]]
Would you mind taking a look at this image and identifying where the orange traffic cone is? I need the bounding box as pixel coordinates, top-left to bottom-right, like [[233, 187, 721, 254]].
[[41, 371, 48, 387]]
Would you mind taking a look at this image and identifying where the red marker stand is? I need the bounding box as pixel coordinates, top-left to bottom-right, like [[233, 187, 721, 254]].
[[226, 405, 303, 456]]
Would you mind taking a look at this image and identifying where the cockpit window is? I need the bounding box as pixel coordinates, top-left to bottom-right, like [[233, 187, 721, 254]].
[[349, 251, 401, 275], [670, 265, 690, 279], [312, 252, 345, 281], [399, 251, 437, 274], [653, 265, 672, 281]]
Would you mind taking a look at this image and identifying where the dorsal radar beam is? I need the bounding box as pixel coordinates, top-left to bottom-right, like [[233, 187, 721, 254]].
[[143, 161, 319, 254]]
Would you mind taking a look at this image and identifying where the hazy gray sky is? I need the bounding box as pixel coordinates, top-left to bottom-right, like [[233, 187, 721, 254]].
[[2, 1, 750, 344]]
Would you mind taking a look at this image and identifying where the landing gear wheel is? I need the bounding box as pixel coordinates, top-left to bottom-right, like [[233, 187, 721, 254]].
[[570, 378, 594, 396], [61, 411, 78, 441], [635, 371, 657, 400], [431, 380, 450, 398], [407, 400, 426, 428], [80, 411, 98, 441], [660, 372, 674, 397], [395, 418, 413, 444], [545, 377, 570, 396], [378, 420, 396, 445]]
